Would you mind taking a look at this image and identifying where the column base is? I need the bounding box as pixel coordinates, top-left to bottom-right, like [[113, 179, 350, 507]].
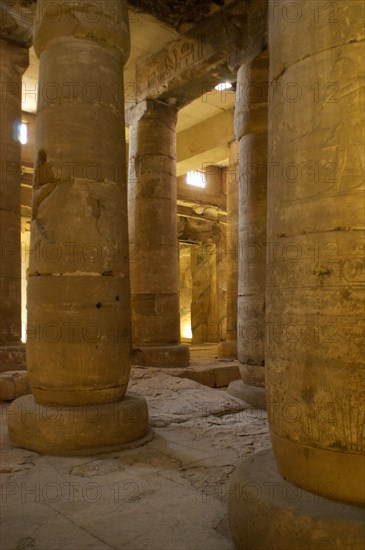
[[217, 340, 237, 359], [0, 344, 26, 372], [132, 344, 190, 368], [0, 370, 30, 401], [239, 363, 265, 387], [8, 392, 151, 456], [271, 431, 365, 506], [228, 448, 365, 550], [227, 379, 266, 410]]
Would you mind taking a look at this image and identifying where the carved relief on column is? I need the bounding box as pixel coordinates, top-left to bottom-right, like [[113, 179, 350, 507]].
[[8, 0, 150, 455], [267, 0, 365, 504], [218, 140, 239, 358], [235, 50, 269, 409]]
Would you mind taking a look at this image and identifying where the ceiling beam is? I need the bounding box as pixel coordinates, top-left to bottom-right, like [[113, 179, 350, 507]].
[[127, 0, 248, 110]]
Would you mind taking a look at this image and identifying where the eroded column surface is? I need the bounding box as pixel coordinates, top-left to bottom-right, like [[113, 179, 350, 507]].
[[236, 51, 268, 409], [218, 141, 239, 358], [8, 0, 149, 456], [179, 244, 192, 342], [191, 243, 219, 344], [0, 38, 28, 371], [191, 244, 210, 344], [267, 0, 365, 505], [128, 100, 189, 367], [216, 223, 227, 343]]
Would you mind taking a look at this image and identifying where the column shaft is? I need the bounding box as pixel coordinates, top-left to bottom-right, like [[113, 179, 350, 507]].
[[216, 224, 227, 342], [28, 5, 130, 406], [267, 0, 365, 504], [218, 141, 239, 358], [0, 38, 28, 371], [128, 99, 189, 367], [8, 0, 149, 455], [236, 50, 269, 407]]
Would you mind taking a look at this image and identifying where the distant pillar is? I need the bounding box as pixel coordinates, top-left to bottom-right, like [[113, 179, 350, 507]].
[[128, 99, 190, 367], [191, 242, 218, 344], [216, 223, 227, 343], [0, 38, 28, 371], [236, 50, 269, 409], [218, 140, 239, 358], [8, 0, 149, 455]]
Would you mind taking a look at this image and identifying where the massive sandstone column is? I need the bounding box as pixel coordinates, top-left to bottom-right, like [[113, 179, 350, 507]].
[[218, 140, 239, 358], [267, 0, 365, 506], [128, 99, 189, 367], [191, 242, 219, 344], [235, 51, 268, 409], [8, 0, 149, 455], [216, 223, 227, 343], [229, 2, 364, 548], [0, 37, 28, 371]]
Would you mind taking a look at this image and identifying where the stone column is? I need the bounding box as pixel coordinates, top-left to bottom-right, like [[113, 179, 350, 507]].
[[191, 242, 218, 344], [207, 244, 219, 343], [0, 38, 28, 372], [191, 244, 208, 344], [179, 244, 192, 342], [228, 2, 364, 548], [235, 51, 269, 409], [8, 0, 149, 456], [128, 99, 189, 367], [216, 224, 227, 343], [267, 0, 365, 506], [218, 141, 239, 358]]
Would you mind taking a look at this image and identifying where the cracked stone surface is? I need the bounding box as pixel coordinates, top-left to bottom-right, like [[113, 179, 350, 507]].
[[236, 50, 268, 389], [1, 367, 270, 549], [23, 0, 132, 409], [128, 100, 182, 351]]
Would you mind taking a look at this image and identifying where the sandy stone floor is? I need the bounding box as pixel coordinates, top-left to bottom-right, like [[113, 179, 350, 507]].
[[0, 349, 270, 550]]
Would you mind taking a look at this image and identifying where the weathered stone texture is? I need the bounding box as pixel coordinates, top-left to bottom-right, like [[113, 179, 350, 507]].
[[216, 224, 227, 342], [0, 370, 30, 401], [218, 140, 239, 358], [8, 392, 151, 456], [191, 243, 219, 344], [128, 99, 189, 366], [179, 244, 192, 341], [236, 50, 268, 394], [266, 0, 365, 505], [0, 39, 28, 367], [0, 0, 34, 46], [129, 100, 179, 344], [128, 0, 228, 30], [229, 448, 365, 550], [8, 0, 150, 456], [23, 0, 132, 407], [133, 0, 248, 107]]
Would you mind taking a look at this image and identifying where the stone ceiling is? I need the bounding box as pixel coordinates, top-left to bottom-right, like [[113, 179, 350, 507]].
[[128, 0, 226, 30]]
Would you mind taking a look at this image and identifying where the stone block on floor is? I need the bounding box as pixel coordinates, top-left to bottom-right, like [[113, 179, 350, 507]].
[[0, 370, 30, 402]]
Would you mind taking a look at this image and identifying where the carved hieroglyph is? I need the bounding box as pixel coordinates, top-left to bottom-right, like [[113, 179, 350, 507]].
[[266, 0, 365, 505]]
